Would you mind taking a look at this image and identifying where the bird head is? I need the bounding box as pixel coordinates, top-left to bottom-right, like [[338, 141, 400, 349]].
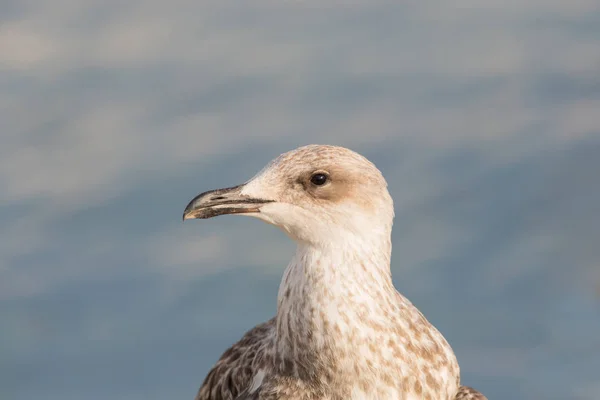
[[183, 145, 394, 246]]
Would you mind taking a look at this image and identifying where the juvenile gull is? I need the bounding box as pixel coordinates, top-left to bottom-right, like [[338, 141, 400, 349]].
[[183, 145, 487, 400]]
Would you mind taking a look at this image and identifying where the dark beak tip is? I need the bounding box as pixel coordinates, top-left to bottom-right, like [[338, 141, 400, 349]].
[[182, 208, 198, 222], [183, 195, 204, 221]]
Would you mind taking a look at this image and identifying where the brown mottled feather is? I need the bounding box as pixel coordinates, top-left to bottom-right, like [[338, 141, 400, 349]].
[[195, 319, 275, 400], [455, 385, 488, 399], [196, 321, 488, 400]]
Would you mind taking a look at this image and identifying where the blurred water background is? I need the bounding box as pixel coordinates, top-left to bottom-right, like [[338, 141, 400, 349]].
[[1, 1, 599, 399]]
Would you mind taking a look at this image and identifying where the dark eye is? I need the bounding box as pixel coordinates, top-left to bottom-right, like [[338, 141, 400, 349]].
[[310, 173, 328, 186]]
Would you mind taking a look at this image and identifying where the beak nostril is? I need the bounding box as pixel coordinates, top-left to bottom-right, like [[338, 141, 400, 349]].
[[211, 196, 226, 201]]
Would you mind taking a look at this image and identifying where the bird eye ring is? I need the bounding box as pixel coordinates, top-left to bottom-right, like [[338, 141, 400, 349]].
[[310, 173, 329, 186]]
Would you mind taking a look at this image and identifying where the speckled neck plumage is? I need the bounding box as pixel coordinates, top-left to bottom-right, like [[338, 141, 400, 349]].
[[272, 230, 460, 399], [275, 237, 393, 377]]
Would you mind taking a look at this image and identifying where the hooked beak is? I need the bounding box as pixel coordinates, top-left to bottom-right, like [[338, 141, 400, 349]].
[[183, 184, 275, 221]]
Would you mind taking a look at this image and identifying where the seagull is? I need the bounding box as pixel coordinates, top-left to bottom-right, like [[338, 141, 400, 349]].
[[183, 145, 487, 400]]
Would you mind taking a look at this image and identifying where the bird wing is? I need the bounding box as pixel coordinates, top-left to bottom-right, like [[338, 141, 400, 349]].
[[194, 318, 275, 400], [455, 385, 488, 399]]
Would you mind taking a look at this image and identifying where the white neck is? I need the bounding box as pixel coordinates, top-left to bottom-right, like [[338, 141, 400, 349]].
[[273, 233, 397, 380]]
